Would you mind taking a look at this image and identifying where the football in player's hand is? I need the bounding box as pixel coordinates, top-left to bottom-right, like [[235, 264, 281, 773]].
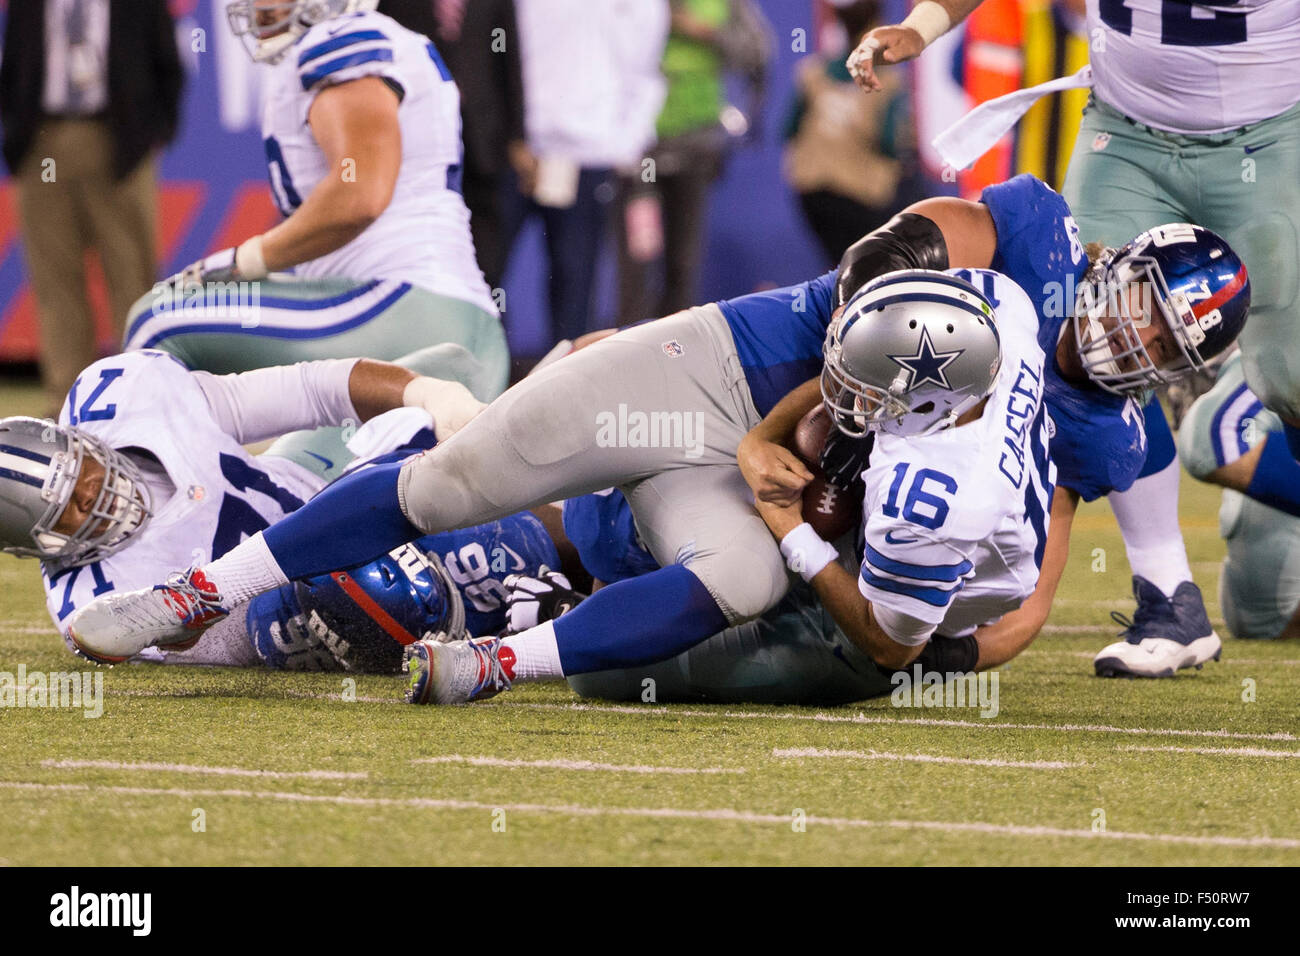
[[793, 406, 863, 541]]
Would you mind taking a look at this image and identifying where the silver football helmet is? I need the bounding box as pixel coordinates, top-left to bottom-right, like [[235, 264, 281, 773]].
[[226, 0, 381, 64], [821, 270, 1002, 438], [0, 417, 152, 570]]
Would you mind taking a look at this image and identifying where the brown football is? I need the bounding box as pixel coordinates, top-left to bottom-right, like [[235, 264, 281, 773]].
[[792, 405, 862, 542]]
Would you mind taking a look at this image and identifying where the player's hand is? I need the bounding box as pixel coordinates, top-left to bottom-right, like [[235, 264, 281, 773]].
[[755, 496, 804, 540], [503, 567, 584, 633], [402, 376, 487, 442], [846, 27, 925, 93], [167, 239, 270, 288], [819, 429, 874, 491], [738, 433, 814, 507]]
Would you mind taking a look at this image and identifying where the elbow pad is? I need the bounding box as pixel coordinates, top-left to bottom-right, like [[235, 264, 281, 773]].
[[833, 213, 950, 309]]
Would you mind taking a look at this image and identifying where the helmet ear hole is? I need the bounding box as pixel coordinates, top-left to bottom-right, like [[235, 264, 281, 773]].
[[913, 401, 935, 415], [909, 319, 917, 329]]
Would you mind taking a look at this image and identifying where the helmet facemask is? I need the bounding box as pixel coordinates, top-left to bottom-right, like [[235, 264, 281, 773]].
[[226, 0, 379, 64], [7, 424, 152, 570], [1073, 250, 1210, 397]]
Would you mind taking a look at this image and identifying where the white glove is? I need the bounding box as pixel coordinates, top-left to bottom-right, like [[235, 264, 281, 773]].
[[503, 567, 584, 634], [402, 376, 487, 442], [170, 236, 269, 287]]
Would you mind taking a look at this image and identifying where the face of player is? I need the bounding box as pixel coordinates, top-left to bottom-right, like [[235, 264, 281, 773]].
[[253, 0, 293, 37], [1067, 278, 1185, 386], [53, 456, 108, 539]]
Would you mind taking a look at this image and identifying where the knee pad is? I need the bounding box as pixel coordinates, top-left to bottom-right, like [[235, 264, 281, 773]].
[[689, 544, 790, 625]]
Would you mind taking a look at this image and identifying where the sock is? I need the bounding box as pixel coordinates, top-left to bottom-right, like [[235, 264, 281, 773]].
[[263, 460, 423, 580], [552, 564, 730, 675], [1284, 422, 1300, 463], [1109, 456, 1193, 596], [500, 620, 563, 681], [203, 532, 289, 606], [1245, 432, 1300, 517]]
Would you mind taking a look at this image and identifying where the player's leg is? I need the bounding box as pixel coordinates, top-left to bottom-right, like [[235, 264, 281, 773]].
[[262, 342, 502, 484], [1217, 492, 1300, 641], [1063, 98, 1214, 668], [567, 582, 893, 706], [1198, 101, 1300, 450], [124, 277, 510, 398]]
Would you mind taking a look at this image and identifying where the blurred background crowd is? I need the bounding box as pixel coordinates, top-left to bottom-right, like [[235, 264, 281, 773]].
[[0, 0, 1090, 405]]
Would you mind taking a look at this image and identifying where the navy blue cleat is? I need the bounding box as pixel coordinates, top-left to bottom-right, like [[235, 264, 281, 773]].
[[1093, 575, 1222, 678]]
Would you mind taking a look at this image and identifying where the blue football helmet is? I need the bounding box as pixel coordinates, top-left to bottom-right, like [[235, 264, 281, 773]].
[[1074, 223, 1250, 397], [292, 542, 467, 673]]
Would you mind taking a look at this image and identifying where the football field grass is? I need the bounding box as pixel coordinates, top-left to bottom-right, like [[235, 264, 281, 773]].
[[1, 377, 1297, 866]]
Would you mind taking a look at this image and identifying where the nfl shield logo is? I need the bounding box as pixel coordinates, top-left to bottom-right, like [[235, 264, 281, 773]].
[[662, 340, 684, 357], [1091, 132, 1111, 152]]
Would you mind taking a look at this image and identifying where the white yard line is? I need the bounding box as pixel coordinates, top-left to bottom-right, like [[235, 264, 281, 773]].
[[413, 755, 742, 774], [41, 759, 366, 780], [505, 701, 1298, 742], [772, 747, 1081, 770], [1, 780, 1296, 850], [1120, 745, 1300, 760]]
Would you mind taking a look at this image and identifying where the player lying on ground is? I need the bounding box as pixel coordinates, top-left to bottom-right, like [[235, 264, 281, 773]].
[[0, 348, 490, 661], [846, 0, 1292, 677], [122, 0, 507, 396], [62, 173, 1245, 694], [1175, 351, 1300, 642]]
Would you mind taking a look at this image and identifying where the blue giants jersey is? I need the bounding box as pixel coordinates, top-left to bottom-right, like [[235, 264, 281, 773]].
[[980, 174, 1146, 499], [562, 489, 659, 585], [419, 513, 560, 636], [716, 271, 838, 417]]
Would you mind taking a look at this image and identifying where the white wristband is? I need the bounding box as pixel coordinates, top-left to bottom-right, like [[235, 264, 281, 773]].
[[780, 523, 840, 583], [901, 1, 952, 47], [235, 235, 269, 280]]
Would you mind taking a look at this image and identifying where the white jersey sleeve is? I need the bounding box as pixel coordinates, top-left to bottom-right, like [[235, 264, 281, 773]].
[[294, 15, 404, 105], [191, 358, 359, 445], [858, 519, 977, 640]]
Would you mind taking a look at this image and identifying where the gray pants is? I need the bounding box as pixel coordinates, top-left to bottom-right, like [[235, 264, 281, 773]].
[[397, 305, 791, 624]]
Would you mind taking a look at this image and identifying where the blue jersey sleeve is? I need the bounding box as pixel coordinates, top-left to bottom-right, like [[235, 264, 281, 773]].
[[1044, 364, 1147, 501], [981, 175, 1088, 354], [716, 271, 837, 417], [562, 491, 659, 585]]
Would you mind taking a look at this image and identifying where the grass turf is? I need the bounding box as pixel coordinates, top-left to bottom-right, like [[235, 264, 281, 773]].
[[0, 377, 1297, 866]]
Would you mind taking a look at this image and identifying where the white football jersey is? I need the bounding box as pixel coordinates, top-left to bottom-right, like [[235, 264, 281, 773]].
[[42, 352, 325, 656], [1087, 0, 1300, 132], [858, 269, 1056, 639], [260, 10, 496, 313]]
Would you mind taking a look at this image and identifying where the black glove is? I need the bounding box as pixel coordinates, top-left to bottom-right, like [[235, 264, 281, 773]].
[[503, 567, 585, 633], [819, 429, 874, 490]]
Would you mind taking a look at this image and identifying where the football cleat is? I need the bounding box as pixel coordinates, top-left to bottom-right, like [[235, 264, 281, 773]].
[[1093, 575, 1222, 678], [404, 636, 513, 705], [66, 568, 229, 665]]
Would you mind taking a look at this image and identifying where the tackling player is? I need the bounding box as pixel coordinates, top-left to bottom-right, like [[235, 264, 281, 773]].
[[122, 0, 507, 396], [847, 0, 1296, 676]]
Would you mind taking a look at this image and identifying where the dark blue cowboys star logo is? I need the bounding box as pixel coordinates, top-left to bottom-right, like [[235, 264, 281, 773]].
[[887, 327, 964, 393]]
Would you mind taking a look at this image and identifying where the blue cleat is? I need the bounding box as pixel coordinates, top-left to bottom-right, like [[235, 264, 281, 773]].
[[1093, 575, 1222, 678]]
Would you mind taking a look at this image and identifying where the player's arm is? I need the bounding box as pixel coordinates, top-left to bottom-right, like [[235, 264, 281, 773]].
[[738, 379, 820, 506], [848, 0, 984, 93], [971, 487, 1079, 669], [756, 500, 928, 670], [257, 77, 403, 272], [194, 358, 484, 445], [834, 202, 996, 308]]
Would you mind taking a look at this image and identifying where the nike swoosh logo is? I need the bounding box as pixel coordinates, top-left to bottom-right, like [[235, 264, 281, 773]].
[[304, 451, 334, 469], [499, 543, 527, 572], [1244, 141, 1277, 155], [884, 529, 918, 545]]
